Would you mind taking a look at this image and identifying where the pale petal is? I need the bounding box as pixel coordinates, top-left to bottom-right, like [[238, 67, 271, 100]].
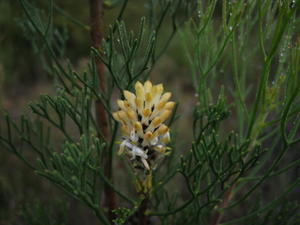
[[160, 110, 172, 122], [144, 80, 153, 93], [157, 124, 169, 135], [161, 132, 170, 144], [123, 90, 136, 108], [126, 108, 137, 121], [160, 92, 172, 102], [135, 81, 145, 99], [118, 140, 127, 155], [134, 121, 144, 136], [165, 101, 176, 110], [121, 125, 130, 136], [141, 158, 150, 170]]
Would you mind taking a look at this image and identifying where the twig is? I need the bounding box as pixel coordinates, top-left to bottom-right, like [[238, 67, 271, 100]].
[[135, 175, 151, 225], [89, 0, 116, 222], [210, 184, 235, 225], [137, 195, 149, 225]]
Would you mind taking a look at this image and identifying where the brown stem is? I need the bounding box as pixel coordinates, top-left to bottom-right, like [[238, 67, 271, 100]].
[[138, 196, 149, 225], [134, 175, 151, 225], [89, 0, 116, 222], [210, 184, 236, 225], [210, 133, 263, 225]]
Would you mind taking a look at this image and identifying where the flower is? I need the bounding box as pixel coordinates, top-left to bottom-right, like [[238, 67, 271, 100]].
[[113, 81, 175, 170]]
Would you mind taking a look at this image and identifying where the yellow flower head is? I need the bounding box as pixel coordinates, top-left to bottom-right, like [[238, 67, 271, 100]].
[[113, 81, 175, 170]]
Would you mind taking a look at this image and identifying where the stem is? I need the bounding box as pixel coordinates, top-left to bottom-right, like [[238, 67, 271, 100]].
[[210, 185, 235, 225], [137, 195, 149, 225], [89, 0, 116, 222], [134, 174, 152, 225]]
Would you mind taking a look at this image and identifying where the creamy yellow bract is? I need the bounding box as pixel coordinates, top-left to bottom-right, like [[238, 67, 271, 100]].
[[113, 81, 175, 170]]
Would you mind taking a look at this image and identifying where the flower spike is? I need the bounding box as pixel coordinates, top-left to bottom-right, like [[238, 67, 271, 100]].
[[113, 81, 175, 170]]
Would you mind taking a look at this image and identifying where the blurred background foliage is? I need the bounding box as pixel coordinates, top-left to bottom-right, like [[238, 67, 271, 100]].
[[0, 1, 194, 224], [0, 0, 299, 225]]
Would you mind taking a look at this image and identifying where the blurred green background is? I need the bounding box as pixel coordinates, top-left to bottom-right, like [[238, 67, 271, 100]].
[[1, 0, 299, 225], [0, 1, 195, 224]]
